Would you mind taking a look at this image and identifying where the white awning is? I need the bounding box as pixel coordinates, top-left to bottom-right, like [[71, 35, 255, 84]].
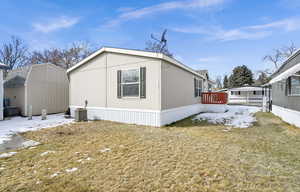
[[269, 63, 300, 84]]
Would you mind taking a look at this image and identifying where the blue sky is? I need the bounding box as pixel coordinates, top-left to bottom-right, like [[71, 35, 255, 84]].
[[1, 0, 300, 79]]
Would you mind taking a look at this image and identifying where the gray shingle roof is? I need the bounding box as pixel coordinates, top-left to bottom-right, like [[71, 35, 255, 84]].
[[4, 66, 30, 88]]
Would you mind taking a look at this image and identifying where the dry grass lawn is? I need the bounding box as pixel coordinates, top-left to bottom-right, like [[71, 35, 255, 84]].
[[0, 112, 300, 192]]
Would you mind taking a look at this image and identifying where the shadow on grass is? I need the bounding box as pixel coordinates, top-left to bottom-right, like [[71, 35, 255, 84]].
[[164, 114, 221, 129]]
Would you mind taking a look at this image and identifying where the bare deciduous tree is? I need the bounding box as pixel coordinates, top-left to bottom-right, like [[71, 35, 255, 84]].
[[0, 36, 28, 70], [263, 42, 297, 69], [26, 41, 95, 69], [263, 49, 282, 69], [281, 42, 297, 58], [62, 41, 94, 69], [145, 29, 173, 57], [215, 76, 223, 89]]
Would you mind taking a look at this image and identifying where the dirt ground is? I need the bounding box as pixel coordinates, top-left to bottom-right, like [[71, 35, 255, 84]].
[[0, 112, 300, 192]]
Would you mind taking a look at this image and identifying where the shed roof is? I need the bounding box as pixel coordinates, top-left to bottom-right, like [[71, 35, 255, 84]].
[[228, 86, 263, 91], [0, 62, 9, 69], [4, 64, 64, 88], [4, 66, 30, 88], [67, 47, 206, 79]]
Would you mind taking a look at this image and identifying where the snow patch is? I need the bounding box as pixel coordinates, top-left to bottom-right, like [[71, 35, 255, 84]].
[[100, 148, 111, 153], [0, 114, 74, 144], [0, 152, 17, 158], [40, 151, 56, 156], [50, 172, 60, 178], [193, 105, 260, 128], [66, 167, 78, 173], [77, 157, 92, 163], [21, 140, 40, 148]]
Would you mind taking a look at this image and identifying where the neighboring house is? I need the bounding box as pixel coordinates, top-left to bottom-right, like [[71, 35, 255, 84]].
[[4, 63, 69, 116], [224, 86, 264, 106], [196, 70, 215, 91], [0, 63, 9, 120], [67, 47, 210, 127], [266, 49, 300, 127]]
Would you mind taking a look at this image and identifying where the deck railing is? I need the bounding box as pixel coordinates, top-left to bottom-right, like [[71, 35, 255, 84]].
[[201, 92, 228, 104]]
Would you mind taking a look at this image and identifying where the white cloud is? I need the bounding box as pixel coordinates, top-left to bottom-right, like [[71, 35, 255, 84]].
[[104, 0, 226, 27], [245, 17, 300, 32], [214, 29, 271, 41], [172, 26, 270, 41], [33, 16, 79, 33], [172, 17, 300, 41]]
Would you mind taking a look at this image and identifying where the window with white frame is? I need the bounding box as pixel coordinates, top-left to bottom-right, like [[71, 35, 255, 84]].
[[194, 78, 203, 97], [231, 91, 241, 95], [287, 75, 300, 96], [121, 69, 140, 97]]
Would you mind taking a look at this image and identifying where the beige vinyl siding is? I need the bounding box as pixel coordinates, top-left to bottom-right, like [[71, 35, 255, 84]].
[[26, 64, 69, 116], [69, 52, 161, 110], [106, 53, 161, 110], [161, 60, 201, 110], [69, 54, 107, 108], [4, 87, 26, 116]]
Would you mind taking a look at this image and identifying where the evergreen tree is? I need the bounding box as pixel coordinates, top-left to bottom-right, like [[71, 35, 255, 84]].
[[256, 72, 270, 85], [229, 65, 254, 87], [223, 75, 229, 88]]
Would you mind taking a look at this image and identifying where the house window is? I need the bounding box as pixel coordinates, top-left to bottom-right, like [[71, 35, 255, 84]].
[[253, 91, 256, 95], [231, 91, 240, 95], [194, 78, 203, 97], [287, 75, 300, 96], [117, 67, 146, 98], [121, 69, 140, 97]]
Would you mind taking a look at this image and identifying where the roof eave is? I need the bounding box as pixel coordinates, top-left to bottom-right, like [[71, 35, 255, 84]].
[[67, 47, 206, 79]]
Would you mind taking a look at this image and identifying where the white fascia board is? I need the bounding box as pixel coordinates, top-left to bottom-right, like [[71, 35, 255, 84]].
[[67, 47, 106, 73], [269, 63, 300, 84], [67, 47, 206, 79], [67, 47, 162, 73]]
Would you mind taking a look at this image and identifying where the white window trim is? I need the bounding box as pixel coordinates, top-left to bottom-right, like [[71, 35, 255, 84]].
[[287, 75, 300, 96], [195, 78, 203, 97], [121, 68, 140, 98]]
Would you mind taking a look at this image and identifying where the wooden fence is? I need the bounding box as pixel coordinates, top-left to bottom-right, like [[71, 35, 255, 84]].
[[201, 92, 228, 104]]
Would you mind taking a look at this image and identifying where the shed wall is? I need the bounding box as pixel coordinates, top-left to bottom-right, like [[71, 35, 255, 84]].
[[4, 87, 25, 115], [26, 64, 69, 116]]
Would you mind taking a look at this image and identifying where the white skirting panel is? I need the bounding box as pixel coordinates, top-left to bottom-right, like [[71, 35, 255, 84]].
[[160, 104, 203, 126], [272, 105, 300, 128], [70, 106, 161, 127], [70, 103, 227, 127]]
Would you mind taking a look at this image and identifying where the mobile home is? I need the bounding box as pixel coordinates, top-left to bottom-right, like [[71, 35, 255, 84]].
[[67, 47, 212, 126], [267, 49, 300, 127], [226, 86, 264, 106]]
